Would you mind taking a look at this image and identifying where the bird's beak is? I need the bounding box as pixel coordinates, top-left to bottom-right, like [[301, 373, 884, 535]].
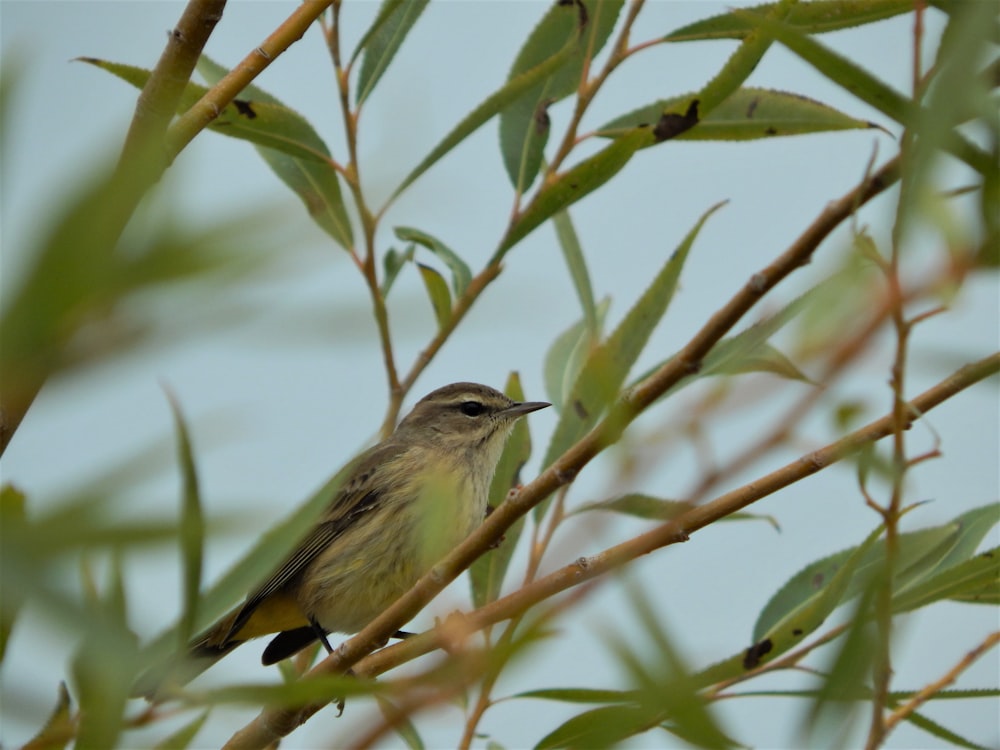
[[502, 400, 551, 418]]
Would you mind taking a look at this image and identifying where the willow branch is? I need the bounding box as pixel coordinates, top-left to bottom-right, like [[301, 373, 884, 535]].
[[0, 0, 225, 458], [220, 156, 905, 749], [165, 1, 332, 160], [357, 350, 999, 684], [223, 344, 997, 748], [882, 630, 1000, 739]]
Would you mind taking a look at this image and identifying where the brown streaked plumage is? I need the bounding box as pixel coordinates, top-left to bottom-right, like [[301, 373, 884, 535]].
[[137, 383, 548, 697]]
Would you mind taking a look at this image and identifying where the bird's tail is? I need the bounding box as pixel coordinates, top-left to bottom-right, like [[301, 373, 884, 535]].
[[131, 609, 244, 701]]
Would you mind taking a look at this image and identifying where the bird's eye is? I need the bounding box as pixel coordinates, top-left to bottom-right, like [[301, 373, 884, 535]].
[[459, 401, 485, 417]]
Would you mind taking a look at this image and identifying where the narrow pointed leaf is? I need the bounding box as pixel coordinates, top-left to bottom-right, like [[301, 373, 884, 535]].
[[417, 263, 452, 329], [903, 710, 996, 750], [663, 0, 918, 42], [196, 56, 354, 250], [80, 59, 331, 163], [500, 0, 624, 190], [153, 711, 209, 750], [540, 202, 724, 479], [739, 11, 992, 175], [194, 674, 380, 704], [543, 298, 610, 412], [516, 687, 638, 704], [72, 624, 139, 750], [893, 546, 1000, 612], [165, 390, 204, 646], [391, 41, 579, 201], [22, 682, 73, 750], [701, 288, 819, 379], [470, 374, 536, 608], [803, 583, 878, 739], [697, 523, 885, 686], [752, 523, 952, 642], [614, 584, 734, 749], [381, 244, 415, 296], [0, 484, 26, 663], [574, 493, 780, 530], [376, 695, 425, 750], [553, 209, 597, 335], [535, 705, 662, 750], [356, 0, 431, 105], [598, 88, 881, 141], [138, 466, 354, 667], [395, 226, 472, 295], [498, 126, 655, 255], [105, 550, 128, 626], [710, 341, 812, 382]]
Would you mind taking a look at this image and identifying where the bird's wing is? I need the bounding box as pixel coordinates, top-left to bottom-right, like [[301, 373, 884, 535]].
[[222, 441, 404, 644]]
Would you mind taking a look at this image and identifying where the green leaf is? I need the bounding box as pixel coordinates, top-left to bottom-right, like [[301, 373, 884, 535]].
[[893, 546, 1000, 612], [542, 297, 610, 412], [663, 0, 918, 42], [376, 695, 425, 750], [552, 208, 597, 335], [417, 263, 452, 329], [894, 0, 999, 235], [471, 373, 535, 608], [515, 687, 638, 704], [164, 389, 204, 646], [802, 582, 878, 743], [612, 583, 735, 750], [390, 39, 579, 202], [381, 244, 415, 296], [535, 704, 662, 750], [902, 709, 996, 750], [355, 0, 431, 106], [697, 523, 885, 686], [698, 288, 819, 381], [395, 226, 472, 295], [137, 466, 356, 669], [575, 493, 689, 520], [752, 523, 949, 643], [72, 621, 140, 750], [152, 711, 209, 750], [196, 55, 354, 250], [80, 58, 332, 163], [710, 341, 812, 382], [500, 0, 625, 191], [539, 201, 724, 485], [0, 484, 26, 663], [256, 149, 355, 250], [191, 674, 381, 705], [497, 126, 654, 255], [598, 88, 881, 141], [22, 682, 73, 750], [695, 0, 795, 117], [574, 493, 781, 530], [738, 10, 993, 175]]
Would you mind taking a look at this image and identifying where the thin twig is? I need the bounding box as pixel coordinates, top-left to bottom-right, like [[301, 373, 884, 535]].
[[0, 0, 227, 459], [222, 350, 998, 749], [165, 1, 333, 159], [881, 630, 1000, 739], [358, 351, 1000, 685], [219, 156, 909, 749]]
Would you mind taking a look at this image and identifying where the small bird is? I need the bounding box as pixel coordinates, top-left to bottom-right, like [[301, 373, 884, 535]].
[[140, 382, 549, 696]]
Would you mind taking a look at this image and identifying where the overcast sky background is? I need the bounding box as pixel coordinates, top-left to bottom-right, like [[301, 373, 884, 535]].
[[2, 2, 998, 748]]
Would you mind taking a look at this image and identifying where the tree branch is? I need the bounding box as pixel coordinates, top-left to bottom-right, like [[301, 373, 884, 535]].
[[164, 1, 333, 160], [219, 155, 909, 749]]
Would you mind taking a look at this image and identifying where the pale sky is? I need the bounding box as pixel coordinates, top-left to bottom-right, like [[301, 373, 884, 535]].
[[2, 2, 998, 748]]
